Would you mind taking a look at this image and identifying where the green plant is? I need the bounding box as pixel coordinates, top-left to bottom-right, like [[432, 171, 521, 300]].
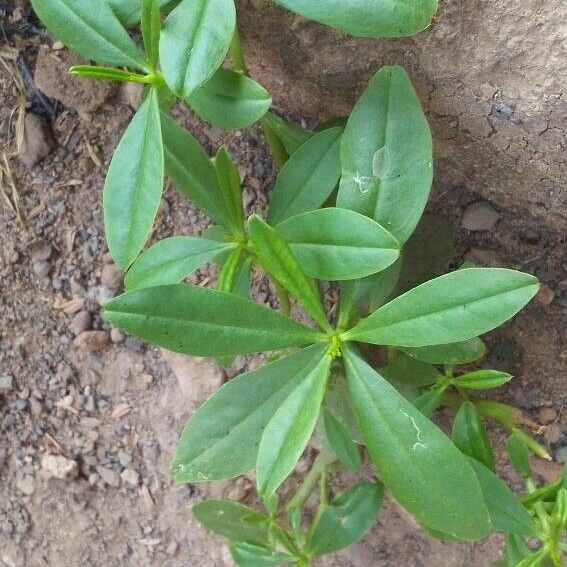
[[31, 1, 566, 565]]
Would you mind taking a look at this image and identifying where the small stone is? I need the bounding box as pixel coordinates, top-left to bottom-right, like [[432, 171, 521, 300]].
[[461, 201, 500, 231], [28, 238, 52, 261], [556, 446, 567, 463], [539, 407, 557, 425], [536, 284, 555, 306], [16, 475, 35, 496], [120, 468, 140, 486], [70, 310, 92, 335], [15, 399, 28, 411], [0, 374, 14, 391], [110, 328, 125, 344], [101, 263, 123, 288], [41, 454, 78, 480], [117, 451, 132, 467], [118, 82, 144, 109], [464, 248, 503, 267], [96, 465, 120, 487], [18, 113, 55, 168], [33, 260, 51, 279], [74, 330, 109, 351]]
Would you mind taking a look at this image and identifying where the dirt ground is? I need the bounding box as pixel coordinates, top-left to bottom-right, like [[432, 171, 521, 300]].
[[0, 4, 565, 567]]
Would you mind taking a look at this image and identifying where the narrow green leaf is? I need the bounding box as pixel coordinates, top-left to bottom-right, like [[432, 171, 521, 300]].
[[104, 88, 163, 269], [141, 0, 161, 69], [31, 0, 146, 69], [453, 370, 513, 390], [104, 284, 324, 357], [413, 388, 444, 417], [325, 370, 362, 443], [69, 65, 149, 82], [124, 236, 233, 290], [267, 128, 342, 225], [322, 409, 361, 473], [337, 66, 432, 244], [343, 348, 491, 540], [230, 542, 296, 567], [382, 352, 442, 387], [306, 480, 383, 555], [215, 146, 245, 235], [345, 268, 539, 347], [107, 0, 171, 27], [276, 208, 400, 281], [256, 354, 332, 494], [248, 216, 330, 331], [172, 345, 327, 481], [400, 338, 487, 365], [452, 402, 495, 471], [189, 68, 272, 130], [507, 431, 532, 479], [504, 535, 532, 567], [161, 113, 235, 229], [261, 112, 312, 157], [193, 500, 269, 544], [273, 0, 437, 38], [159, 0, 236, 97], [217, 245, 244, 292]]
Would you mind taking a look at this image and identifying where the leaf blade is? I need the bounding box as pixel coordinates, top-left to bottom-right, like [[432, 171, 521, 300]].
[[322, 409, 361, 473]]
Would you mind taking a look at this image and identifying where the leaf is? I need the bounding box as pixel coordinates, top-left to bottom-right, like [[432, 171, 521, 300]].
[[141, 0, 160, 69], [412, 388, 444, 417], [230, 542, 296, 567], [267, 128, 342, 225], [400, 338, 486, 365], [107, 0, 172, 27], [159, 0, 236, 97], [193, 500, 269, 544], [306, 480, 383, 556], [506, 431, 532, 479], [256, 353, 332, 494], [322, 409, 361, 473], [171, 344, 327, 482], [342, 348, 491, 540], [504, 535, 532, 567], [276, 208, 400, 281], [104, 284, 325, 357], [189, 68, 272, 130], [325, 371, 362, 443], [217, 246, 245, 292], [31, 0, 146, 69], [248, 216, 330, 331], [467, 458, 537, 536], [161, 113, 236, 229], [337, 66, 432, 244], [452, 402, 495, 471], [344, 268, 539, 347], [214, 146, 245, 235], [69, 65, 148, 82], [261, 112, 312, 157], [124, 236, 233, 290], [382, 352, 442, 388], [273, 0, 437, 38], [453, 370, 512, 390], [104, 88, 163, 269]]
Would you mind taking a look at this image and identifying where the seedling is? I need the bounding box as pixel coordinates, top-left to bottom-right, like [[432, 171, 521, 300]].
[[31, 0, 564, 565]]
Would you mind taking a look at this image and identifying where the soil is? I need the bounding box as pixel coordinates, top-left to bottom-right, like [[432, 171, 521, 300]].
[[0, 3, 565, 567]]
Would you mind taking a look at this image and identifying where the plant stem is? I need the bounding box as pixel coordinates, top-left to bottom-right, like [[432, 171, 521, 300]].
[[230, 27, 248, 75]]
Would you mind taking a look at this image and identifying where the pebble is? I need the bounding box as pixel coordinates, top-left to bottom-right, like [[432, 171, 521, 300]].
[[110, 328, 125, 344], [28, 238, 52, 261], [0, 374, 14, 391], [74, 330, 109, 351], [33, 260, 51, 279], [101, 263, 123, 289], [464, 248, 503, 267], [461, 201, 500, 231], [96, 465, 121, 487], [535, 284, 555, 306], [530, 457, 564, 483], [16, 475, 35, 496], [556, 445, 567, 463], [15, 399, 28, 411], [70, 310, 92, 335], [538, 407, 557, 425], [41, 454, 78, 480], [18, 113, 55, 168], [120, 468, 140, 486], [118, 82, 143, 109]]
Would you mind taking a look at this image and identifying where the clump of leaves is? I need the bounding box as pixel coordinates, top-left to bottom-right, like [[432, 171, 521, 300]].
[[31, 1, 565, 565]]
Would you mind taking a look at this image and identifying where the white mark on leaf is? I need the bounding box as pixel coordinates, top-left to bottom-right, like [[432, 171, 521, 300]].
[[401, 410, 426, 451], [353, 171, 373, 195]]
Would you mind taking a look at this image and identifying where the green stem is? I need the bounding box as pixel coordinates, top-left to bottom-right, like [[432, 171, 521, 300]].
[[526, 477, 551, 533], [230, 27, 248, 75]]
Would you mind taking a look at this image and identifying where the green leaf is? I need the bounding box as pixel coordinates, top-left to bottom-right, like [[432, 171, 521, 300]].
[[504, 535, 532, 567], [107, 0, 172, 27], [256, 354, 332, 494], [267, 128, 342, 225], [230, 542, 296, 567], [104, 284, 324, 357], [337, 66, 432, 244], [124, 236, 233, 290], [261, 112, 312, 157], [452, 402, 495, 471], [342, 348, 491, 540], [276, 208, 400, 281], [193, 500, 269, 544], [306, 480, 383, 556], [453, 370, 513, 390], [161, 113, 236, 229], [104, 88, 163, 269], [248, 216, 330, 331], [217, 246, 245, 292], [31, 0, 146, 69], [215, 146, 245, 235], [507, 431, 532, 479], [322, 409, 361, 473], [171, 344, 327, 482], [344, 268, 539, 347], [325, 370, 362, 443], [400, 338, 486, 365], [69, 65, 149, 82], [382, 352, 442, 388], [412, 388, 444, 417], [141, 0, 160, 69], [159, 0, 235, 97], [467, 458, 537, 536], [273, 0, 437, 38], [189, 68, 272, 130]]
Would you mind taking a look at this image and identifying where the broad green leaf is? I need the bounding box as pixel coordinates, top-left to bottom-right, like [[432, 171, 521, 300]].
[[189, 68, 272, 130], [124, 236, 233, 290], [273, 0, 437, 38], [159, 0, 235, 97], [107, 0, 172, 27], [325, 370, 362, 443], [193, 500, 269, 544], [230, 542, 296, 567], [261, 112, 312, 157], [468, 458, 537, 536], [104, 284, 325, 357], [400, 338, 486, 365], [306, 480, 383, 556], [215, 146, 245, 235], [504, 535, 532, 567], [322, 409, 361, 473], [453, 370, 512, 390], [267, 128, 342, 225], [172, 345, 327, 481], [337, 66, 432, 244], [161, 113, 235, 229], [276, 208, 400, 281], [343, 348, 491, 539], [452, 402, 495, 471], [141, 0, 160, 69], [382, 352, 442, 387], [248, 216, 330, 331], [104, 88, 163, 269], [344, 268, 539, 347], [256, 354, 332, 494], [507, 431, 532, 479], [31, 0, 146, 69]]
